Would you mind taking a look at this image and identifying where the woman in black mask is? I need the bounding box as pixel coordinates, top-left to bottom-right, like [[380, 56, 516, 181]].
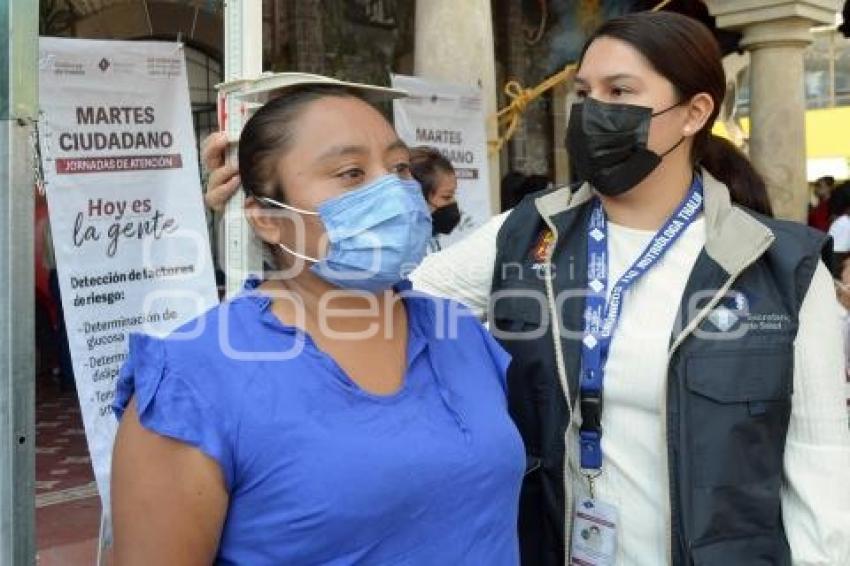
[[410, 146, 462, 246], [412, 10, 849, 566], [200, 11, 849, 565]]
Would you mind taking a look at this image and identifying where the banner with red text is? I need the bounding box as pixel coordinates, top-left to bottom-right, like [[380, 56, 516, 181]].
[[38, 38, 218, 508]]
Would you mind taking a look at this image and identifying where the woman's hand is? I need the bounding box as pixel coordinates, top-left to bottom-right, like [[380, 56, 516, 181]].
[[201, 132, 241, 212]]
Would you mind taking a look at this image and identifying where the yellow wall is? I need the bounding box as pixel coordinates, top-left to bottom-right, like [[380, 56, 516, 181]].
[[802, 107, 850, 158], [714, 106, 850, 159]]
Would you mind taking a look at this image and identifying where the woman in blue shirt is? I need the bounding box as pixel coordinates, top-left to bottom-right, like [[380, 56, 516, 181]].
[[110, 79, 525, 565]]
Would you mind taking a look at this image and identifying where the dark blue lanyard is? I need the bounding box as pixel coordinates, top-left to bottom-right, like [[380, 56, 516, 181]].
[[579, 176, 704, 471]]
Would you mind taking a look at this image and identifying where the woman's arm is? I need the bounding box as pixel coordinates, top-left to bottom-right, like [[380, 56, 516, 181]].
[[112, 399, 228, 566], [782, 261, 850, 565], [409, 211, 509, 318]]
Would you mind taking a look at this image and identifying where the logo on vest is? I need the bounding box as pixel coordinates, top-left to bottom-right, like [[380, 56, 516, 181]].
[[708, 305, 739, 332], [703, 291, 791, 336], [530, 229, 555, 265], [704, 291, 749, 334], [526, 228, 557, 277]]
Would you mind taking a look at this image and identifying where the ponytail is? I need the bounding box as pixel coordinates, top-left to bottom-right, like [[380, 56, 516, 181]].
[[697, 134, 774, 218]]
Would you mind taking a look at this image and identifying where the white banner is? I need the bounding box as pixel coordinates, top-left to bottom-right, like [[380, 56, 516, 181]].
[[391, 75, 492, 250], [38, 38, 218, 508]]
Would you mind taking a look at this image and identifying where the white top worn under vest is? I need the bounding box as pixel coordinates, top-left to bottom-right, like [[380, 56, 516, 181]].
[[410, 211, 850, 566]]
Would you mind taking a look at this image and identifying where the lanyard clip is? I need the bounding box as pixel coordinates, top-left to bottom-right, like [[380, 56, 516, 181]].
[[579, 387, 604, 470], [579, 429, 603, 470], [579, 390, 603, 432], [582, 469, 603, 500]]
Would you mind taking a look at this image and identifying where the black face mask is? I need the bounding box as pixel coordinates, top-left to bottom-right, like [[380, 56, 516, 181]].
[[566, 97, 684, 196], [431, 202, 461, 235]]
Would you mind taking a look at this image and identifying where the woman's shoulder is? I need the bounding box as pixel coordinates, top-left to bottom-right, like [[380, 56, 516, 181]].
[[113, 282, 280, 416], [740, 206, 828, 249], [113, 322, 246, 490]]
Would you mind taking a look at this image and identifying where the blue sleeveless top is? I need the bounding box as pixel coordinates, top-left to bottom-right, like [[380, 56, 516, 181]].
[[114, 280, 524, 565]]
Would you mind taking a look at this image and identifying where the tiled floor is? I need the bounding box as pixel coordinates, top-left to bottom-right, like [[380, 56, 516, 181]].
[[35, 381, 102, 565]]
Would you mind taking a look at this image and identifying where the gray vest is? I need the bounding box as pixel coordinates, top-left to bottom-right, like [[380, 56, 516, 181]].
[[490, 171, 827, 566]]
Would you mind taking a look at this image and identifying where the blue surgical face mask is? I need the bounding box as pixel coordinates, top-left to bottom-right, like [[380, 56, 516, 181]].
[[258, 174, 432, 292]]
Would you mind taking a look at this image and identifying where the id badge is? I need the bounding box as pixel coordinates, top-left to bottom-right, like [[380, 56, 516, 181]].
[[570, 497, 619, 566]]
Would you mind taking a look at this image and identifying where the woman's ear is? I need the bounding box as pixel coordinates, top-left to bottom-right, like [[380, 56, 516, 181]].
[[244, 196, 283, 246], [683, 92, 715, 137]]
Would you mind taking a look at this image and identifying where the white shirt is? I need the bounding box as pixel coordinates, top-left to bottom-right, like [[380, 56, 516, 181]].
[[829, 215, 850, 253], [410, 212, 850, 565], [569, 218, 704, 565]]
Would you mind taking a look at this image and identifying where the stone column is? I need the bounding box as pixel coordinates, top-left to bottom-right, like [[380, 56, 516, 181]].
[[414, 0, 500, 213], [706, 0, 841, 222]]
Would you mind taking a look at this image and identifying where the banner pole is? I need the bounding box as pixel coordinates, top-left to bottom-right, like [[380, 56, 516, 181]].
[[96, 512, 108, 565], [0, 1, 38, 564], [222, 0, 264, 297]]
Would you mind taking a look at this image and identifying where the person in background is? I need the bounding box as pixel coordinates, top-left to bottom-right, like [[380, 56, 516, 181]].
[[828, 181, 850, 270], [112, 80, 524, 565], [409, 146, 461, 252], [809, 175, 835, 232]]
